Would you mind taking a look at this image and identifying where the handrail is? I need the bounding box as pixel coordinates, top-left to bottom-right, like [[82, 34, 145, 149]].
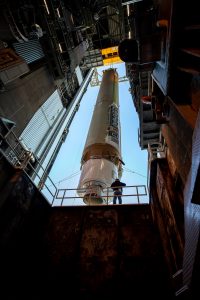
[[52, 184, 148, 206], [0, 124, 58, 203], [26, 159, 57, 199]]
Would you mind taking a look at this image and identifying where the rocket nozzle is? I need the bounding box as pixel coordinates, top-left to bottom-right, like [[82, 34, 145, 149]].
[[83, 193, 104, 205]]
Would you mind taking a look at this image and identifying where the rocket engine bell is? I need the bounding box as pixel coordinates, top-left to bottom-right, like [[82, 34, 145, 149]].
[[77, 68, 123, 205]]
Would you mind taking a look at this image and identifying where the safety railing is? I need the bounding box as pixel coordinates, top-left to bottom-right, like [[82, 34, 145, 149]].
[[50, 184, 148, 206], [0, 122, 58, 202]]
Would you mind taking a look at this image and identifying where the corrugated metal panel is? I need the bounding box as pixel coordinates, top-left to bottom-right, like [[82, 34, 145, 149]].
[[20, 90, 63, 154], [183, 108, 200, 288], [42, 91, 63, 126], [13, 39, 45, 64], [21, 109, 49, 152]]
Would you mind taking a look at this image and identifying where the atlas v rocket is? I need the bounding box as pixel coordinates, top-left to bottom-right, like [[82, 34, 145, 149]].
[[77, 68, 124, 205]]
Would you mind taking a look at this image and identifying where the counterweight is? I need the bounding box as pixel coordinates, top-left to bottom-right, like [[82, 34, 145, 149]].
[[77, 68, 123, 204]]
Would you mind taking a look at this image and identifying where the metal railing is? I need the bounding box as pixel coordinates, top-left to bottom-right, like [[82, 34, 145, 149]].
[[51, 184, 148, 206], [0, 123, 58, 202]]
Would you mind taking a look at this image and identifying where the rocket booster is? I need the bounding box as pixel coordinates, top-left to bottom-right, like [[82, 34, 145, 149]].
[[77, 68, 123, 204]]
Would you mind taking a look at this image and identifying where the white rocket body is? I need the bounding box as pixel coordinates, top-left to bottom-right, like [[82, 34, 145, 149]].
[[77, 68, 123, 204]]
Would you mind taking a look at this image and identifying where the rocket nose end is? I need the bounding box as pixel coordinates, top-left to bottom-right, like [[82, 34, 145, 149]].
[[83, 193, 104, 205]]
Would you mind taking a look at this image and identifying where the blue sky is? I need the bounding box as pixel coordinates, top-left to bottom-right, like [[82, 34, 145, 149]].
[[48, 62, 148, 205]]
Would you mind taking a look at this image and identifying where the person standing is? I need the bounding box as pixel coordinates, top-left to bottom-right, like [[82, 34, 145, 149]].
[[111, 178, 126, 204]]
